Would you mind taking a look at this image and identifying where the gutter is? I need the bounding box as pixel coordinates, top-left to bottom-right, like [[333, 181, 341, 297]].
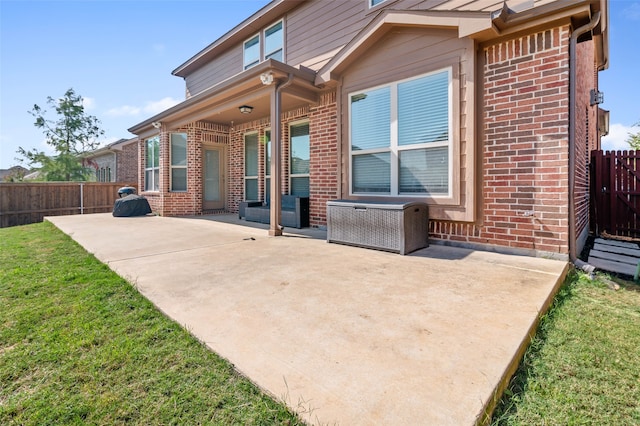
[[568, 11, 601, 274]]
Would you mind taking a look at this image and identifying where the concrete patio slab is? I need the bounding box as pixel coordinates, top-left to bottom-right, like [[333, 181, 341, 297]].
[[47, 213, 569, 425]]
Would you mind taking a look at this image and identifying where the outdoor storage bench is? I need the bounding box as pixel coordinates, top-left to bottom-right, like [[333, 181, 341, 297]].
[[326, 200, 428, 255], [244, 195, 310, 228]]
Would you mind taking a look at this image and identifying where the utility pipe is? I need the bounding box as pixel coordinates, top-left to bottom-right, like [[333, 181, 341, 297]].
[[569, 11, 600, 274]]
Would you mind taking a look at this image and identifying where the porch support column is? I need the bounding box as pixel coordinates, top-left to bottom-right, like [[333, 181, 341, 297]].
[[268, 73, 295, 236], [268, 84, 283, 236]]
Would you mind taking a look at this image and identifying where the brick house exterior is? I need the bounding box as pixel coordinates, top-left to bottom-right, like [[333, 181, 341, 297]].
[[129, 0, 608, 260], [84, 137, 139, 183]]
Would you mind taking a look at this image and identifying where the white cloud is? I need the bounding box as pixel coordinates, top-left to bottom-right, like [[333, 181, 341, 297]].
[[601, 123, 638, 151], [82, 96, 96, 110], [143, 97, 180, 114], [153, 43, 165, 54], [105, 97, 180, 118], [624, 2, 640, 20], [106, 105, 142, 117]]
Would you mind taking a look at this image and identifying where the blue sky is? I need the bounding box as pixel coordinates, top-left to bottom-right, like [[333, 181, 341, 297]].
[[0, 0, 638, 170]]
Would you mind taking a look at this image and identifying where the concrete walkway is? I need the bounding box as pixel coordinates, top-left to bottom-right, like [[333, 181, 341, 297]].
[[47, 213, 568, 425]]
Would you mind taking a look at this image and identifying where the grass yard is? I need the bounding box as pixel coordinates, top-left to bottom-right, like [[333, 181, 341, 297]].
[[492, 270, 640, 425], [0, 222, 302, 425], [3, 221, 640, 425]]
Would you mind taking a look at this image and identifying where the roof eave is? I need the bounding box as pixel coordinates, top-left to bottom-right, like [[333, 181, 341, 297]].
[[172, 0, 306, 78], [315, 9, 491, 86], [129, 60, 317, 135]]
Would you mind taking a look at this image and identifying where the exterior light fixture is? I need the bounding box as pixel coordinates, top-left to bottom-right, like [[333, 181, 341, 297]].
[[260, 72, 274, 85], [239, 105, 253, 114], [151, 121, 162, 129], [590, 89, 604, 106]]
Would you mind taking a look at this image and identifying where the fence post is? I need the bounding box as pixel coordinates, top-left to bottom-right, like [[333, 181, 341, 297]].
[[80, 183, 84, 215]]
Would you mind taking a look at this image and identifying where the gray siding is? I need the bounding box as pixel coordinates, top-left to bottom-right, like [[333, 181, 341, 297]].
[[341, 27, 464, 92], [185, 46, 243, 98], [182, 0, 556, 97]]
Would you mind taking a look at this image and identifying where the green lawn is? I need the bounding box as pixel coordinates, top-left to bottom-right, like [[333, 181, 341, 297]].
[[0, 222, 303, 425], [492, 270, 640, 425], [3, 222, 640, 425]]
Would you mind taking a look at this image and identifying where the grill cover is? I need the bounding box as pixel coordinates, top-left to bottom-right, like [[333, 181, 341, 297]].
[[113, 194, 152, 217]]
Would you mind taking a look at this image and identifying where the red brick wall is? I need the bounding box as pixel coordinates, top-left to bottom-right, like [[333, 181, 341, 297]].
[[574, 40, 597, 251], [162, 122, 229, 216], [309, 92, 339, 226], [430, 26, 572, 256], [116, 141, 139, 183]]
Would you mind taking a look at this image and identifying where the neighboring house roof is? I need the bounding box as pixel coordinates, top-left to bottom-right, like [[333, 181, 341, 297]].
[[0, 165, 29, 180], [83, 137, 138, 159]]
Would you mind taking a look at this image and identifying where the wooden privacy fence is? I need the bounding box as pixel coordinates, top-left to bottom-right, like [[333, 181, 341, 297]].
[[591, 150, 640, 238], [0, 182, 138, 228]]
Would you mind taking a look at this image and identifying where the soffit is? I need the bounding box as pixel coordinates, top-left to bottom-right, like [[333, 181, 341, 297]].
[[129, 60, 319, 136]]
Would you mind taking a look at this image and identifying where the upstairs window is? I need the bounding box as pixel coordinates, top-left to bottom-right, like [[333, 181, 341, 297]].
[[145, 136, 160, 191], [265, 21, 283, 61], [243, 35, 260, 70], [243, 20, 284, 70], [369, 0, 387, 7]]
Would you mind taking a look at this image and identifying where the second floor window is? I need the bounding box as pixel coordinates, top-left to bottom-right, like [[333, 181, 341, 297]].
[[369, 0, 387, 7], [265, 21, 283, 61], [244, 35, 260, 70], [243, 21, 284, 70]]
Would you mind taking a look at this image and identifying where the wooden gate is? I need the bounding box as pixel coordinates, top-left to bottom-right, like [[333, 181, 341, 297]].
[[591, 150, 640, 238]]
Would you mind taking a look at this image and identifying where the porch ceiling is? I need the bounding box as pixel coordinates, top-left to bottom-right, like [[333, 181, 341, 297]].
[[129, 60, 320, 137]]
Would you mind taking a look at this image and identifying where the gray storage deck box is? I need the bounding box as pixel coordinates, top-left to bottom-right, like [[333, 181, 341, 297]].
[[326, 200, 428, 255]]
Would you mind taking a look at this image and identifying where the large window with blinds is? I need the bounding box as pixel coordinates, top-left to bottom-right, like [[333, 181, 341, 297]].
[[244, 133, 259, 200], [349, 68, 451, 197]]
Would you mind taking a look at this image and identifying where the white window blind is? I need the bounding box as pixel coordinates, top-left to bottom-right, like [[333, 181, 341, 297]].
[[350, 68, 451, 196]]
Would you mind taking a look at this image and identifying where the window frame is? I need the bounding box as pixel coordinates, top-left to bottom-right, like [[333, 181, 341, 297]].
[[170, 132, 188, 192], [243, 34, 260, 70], [242, 20, 285, 71], [144, 135, 160, 192], [289, 120, 310, 197], [348, 67, 453, 199], [244, 132, 259, 201], [369, 0, 387, 8], [264, 21, 284, 62], [264, 129, 271, 204]]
